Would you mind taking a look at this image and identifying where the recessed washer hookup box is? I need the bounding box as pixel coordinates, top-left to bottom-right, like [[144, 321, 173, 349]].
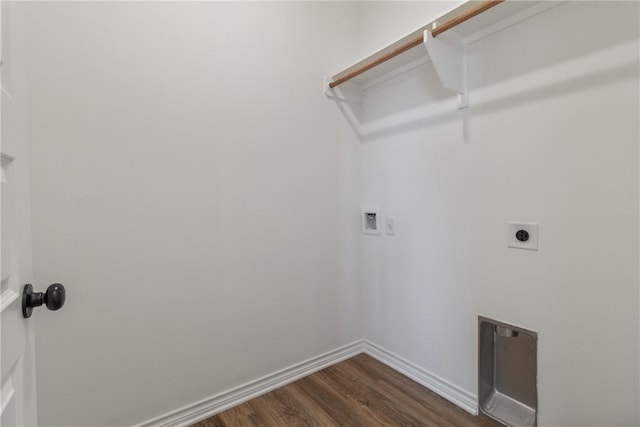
[[478, 316, 538, 427]]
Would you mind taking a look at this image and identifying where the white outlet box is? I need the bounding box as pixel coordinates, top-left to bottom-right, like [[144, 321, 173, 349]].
[[361, 208, 381, 235], [508, 222, 538, 250]]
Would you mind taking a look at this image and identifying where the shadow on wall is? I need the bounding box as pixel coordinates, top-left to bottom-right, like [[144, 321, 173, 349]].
[[471, 1, 639, 90], [357, 59, 638, 143]]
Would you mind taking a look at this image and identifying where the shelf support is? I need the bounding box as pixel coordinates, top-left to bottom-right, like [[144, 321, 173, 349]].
[[423, 28, 468, 109], [324, 77, 362, 105]]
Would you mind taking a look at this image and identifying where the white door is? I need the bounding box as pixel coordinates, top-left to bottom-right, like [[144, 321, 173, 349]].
[[1, 1, 39, 426]]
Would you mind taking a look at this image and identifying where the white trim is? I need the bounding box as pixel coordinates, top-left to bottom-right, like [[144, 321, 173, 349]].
[[362, 340, 478, 415], [137, 341, 364, 427], [465, 1, 566, 46], [360, 56, 430, 91], [1, 152, 14, 184], [0, 289, 19, 313], [1, 152, 14, 167], [138, 339, 480, 426]]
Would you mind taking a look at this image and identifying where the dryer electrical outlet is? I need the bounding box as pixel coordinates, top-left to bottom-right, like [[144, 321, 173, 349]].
[[508, 222, 539, 250]]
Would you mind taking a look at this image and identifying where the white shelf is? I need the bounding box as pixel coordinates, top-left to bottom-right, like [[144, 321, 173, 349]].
[[326, 1, 563, 109]]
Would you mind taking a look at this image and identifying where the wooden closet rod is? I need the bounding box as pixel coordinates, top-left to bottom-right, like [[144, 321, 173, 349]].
[[328, 0, 504, 89]]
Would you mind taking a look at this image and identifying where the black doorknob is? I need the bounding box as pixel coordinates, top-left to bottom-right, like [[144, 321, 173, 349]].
[[22, 283, 66, 318]]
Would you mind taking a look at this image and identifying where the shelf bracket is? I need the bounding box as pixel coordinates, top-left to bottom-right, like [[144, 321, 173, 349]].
[[324, 77, 362, 105], [423, 28, 468, 109]]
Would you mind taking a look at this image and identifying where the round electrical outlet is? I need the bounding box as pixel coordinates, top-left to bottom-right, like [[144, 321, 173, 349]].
[[515, 230, 530, 242]]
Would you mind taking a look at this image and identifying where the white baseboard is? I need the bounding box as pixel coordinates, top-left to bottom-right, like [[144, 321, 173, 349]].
[[137, 341, 364, 427], [138, 339, 479, 427], [362, 340, 478, 415]]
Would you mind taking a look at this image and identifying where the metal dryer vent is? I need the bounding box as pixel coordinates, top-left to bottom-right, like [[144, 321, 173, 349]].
[[478, 316, 538, 427]]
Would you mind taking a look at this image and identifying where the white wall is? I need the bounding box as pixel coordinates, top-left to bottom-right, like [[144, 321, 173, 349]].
[[356, 1, 463, 57], [359, 2, 639, 426], [25, 2, 361, 426]]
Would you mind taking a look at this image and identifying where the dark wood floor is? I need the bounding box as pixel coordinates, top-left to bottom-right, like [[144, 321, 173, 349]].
[[192, 354, 502, 427]]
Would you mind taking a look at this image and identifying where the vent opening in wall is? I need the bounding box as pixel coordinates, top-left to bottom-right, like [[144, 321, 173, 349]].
[[479, 316, 538, 427], [361, 208, 380, 235]]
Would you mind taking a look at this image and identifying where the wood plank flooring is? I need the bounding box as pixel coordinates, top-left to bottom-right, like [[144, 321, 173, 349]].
[[191, 354, 503, 427]]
